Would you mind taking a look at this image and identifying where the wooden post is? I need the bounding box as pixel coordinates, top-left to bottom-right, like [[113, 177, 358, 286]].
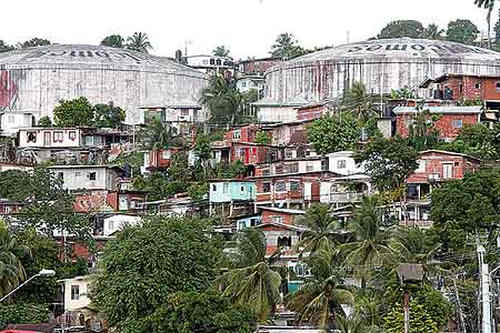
[[403, 290, 410, 333]]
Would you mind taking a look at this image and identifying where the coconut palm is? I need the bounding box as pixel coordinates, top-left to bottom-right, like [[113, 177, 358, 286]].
[[200, 75, 244, 126], [126, 32, 152, 53], [295, 203, 343, 256], [0, 221, 29, 298], [217, 228, 282, 321], [341, 82, 378, 121], [340, 196, 393, 288], [140, 118, 183, 151], [475, 0, 495, 48], [287, 248, 353, 329]]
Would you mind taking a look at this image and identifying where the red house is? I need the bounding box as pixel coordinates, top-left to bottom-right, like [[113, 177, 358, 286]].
[[394, 106, 481, 141], [260, 206, 305, 225], [224, 124, 259, 143], [144, 148, 181, 171], [421, 73, 500, 101]]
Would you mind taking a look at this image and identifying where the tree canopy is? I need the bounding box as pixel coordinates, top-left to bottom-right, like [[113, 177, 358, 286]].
[[212, 45, 231, 57], [269, 32, 305, 59], [18, 38, 51, 49], [53, 97, 95, 127], [91, 216, 222, 331], [94, 102, 126, 128], [446, 19, 480, 45], [101, 34, 125, 48], [377, 20, 425, 39]]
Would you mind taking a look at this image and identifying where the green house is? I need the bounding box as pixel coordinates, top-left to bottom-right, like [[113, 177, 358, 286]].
[[209, 180, 256, 203]]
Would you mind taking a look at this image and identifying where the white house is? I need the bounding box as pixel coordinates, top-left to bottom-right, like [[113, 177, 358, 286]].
[[325, 151, 365, 176], [236, 75, 265, 94], [47, 165, 123, 191], [59, 275, 92, 312], [0, 111, 38, 137], [103, 214, 142, 236]]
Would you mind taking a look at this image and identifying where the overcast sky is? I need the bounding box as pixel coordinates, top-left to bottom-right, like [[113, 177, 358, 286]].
[[0, 0, 495, 60]]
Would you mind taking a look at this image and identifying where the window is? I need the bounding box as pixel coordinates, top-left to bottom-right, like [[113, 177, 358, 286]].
[[262, 182, 271, 193], [58, 172, 64, 181], [275, 182, 286, 192], [290, 181, 300, 191], [475, 82, 481, 89], [241, 81, 247, 88], [288, 163, 299, 173], [232, 130, 241, 139], [109, 220, 114, 231], [452, 119, 463, 129], [337, 160, 346, 169], [277, 236, 291, 247], [89, 172, 96, 181], [181, 109, 189, 116], [321, 159, 329, 171], [209, 58, 215, 65], [8, 115, 15, 123], [496, 82, 500, 92], [212, 184, 216, 192], [459, 83, 463, 95], [262, 168, 270, 176], [240, 186, 245, 192], [223, 183, 229, 193], [162, 150, 171, 159], [53, 131, 63, 143], [306, 163, 313, 172], [68, 131, 76, 141], [75, 172, 81, 177], [416, 160, 426, 173], [443, 163, 453, 179], [275, 165, 284, 174], [272, 216, 283, 224], [330, 184, 339, 193], [71, 285, 80, 300], [27, 131, 37, 143], [285, 149, 293, 159]]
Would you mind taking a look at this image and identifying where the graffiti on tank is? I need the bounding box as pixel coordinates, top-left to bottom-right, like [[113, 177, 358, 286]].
[[0, 70, 18, 111], [26, 50, 150, 64], [346, 43, 497, 56]]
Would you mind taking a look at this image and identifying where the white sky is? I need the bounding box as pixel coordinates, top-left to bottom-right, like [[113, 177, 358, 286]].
[[0, 0, 495, 60]]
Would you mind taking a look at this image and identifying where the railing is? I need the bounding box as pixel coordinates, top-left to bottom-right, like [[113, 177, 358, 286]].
[[329, 192, 363, 203]]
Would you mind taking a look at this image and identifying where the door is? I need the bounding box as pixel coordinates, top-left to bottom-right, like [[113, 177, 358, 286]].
[[43, 131, 51, 146], [304, 182, 312, 201], [442, 163, 453, 179]]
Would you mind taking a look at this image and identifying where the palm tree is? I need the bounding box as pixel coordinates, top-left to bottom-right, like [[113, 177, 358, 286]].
[[342, 82, 378, 121], [421, 24, 445, 40], [126, 32, 152, 53], [0, 221, 29, 298], [200, 75, 243, 126], [140, 119, 183, 151], [287, 248, 353, 329], [295, 203, 342, 256], [475, 0, 495, 48], [217, 229, 282, 321], [340, 196, 393, 288]]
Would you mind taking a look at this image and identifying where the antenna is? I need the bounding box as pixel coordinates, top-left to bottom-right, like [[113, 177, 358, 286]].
[[184, 40, 192, 57]]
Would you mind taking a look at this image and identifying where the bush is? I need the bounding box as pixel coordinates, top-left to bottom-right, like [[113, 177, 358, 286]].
[[0, 303, 49, 329]]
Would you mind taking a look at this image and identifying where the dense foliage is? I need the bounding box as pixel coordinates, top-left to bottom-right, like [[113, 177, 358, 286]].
[[0, 303, 49, 329], [446, 19, 480, 44], [91, 216, 222, 331], [53, 97, 95, 127]]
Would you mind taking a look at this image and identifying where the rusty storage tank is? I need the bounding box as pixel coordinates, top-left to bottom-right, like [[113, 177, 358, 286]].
[[0, 44, 207, 124], [263, 37, 500, 105]]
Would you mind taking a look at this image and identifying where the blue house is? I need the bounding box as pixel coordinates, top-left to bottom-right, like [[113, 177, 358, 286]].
[[209, 180, 256, 203]]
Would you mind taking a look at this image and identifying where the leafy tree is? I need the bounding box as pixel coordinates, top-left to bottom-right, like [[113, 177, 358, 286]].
[[356, 136, 418, 193], [133, 172, 186, 201], [5, 168, 91, 240], [377, 20, 425, 39], [53, 97, 95, 127], [438, 123, 498, 160], [94, 102, 125, 128], [295, 203, 341, 255], [430, 167, 500, 252], [212, 45, 231, 57], [254, 131, 271, 144], [307, 113, 361, 155], [149, 291, 257, 333], [91, 216, 222, 331], [37, 116, 52, 127], [383, 302, 438, 333], [287, 248, 353, 328], [0, 40, 14, 53], [446, 19, 480, 45], [269, 32, 305, 59], [101, 34, 125, 48], [126, 32, 152, 53], [421, 24, 445, 40], [340, 196, 392, 288], [14, 230, 60, 304], [0, 221, 29, 298], [217, 229, 281, 321], [0, 170, 32, 201], [18, 38, 51, 49]]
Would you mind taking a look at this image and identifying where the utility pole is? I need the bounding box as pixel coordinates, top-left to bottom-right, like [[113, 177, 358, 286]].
[[478, 244, 492, 333], [454, 276, 466, 333]]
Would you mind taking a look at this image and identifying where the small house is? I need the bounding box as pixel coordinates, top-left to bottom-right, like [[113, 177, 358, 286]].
[[48, 165, 124, 191]]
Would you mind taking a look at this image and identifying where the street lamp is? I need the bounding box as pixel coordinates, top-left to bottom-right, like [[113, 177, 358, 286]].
[[0, 269, 56, 302]]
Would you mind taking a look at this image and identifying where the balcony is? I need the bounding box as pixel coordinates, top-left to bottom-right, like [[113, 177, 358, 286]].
[[329, 191, 364, 203]]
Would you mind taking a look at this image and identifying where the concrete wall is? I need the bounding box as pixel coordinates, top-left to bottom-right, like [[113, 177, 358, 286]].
[[49, 166, 118, 191], [209, 181, 256, 203], [19, 128, 83, 148]]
